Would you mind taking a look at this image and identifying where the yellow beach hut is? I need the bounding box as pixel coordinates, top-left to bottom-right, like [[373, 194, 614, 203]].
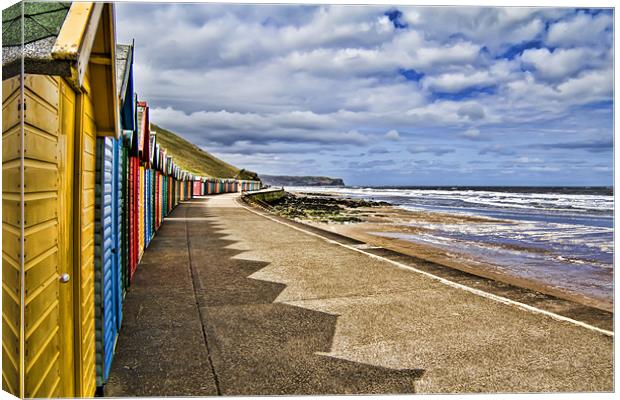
[[2, 2, 118, 397]]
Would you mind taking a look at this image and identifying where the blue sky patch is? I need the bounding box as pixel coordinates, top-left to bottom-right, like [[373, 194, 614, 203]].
[[399, 68, 424, 81], [385, 9, 408, 29], [499, 40, 545, 60], [431, 86, 498, 101]]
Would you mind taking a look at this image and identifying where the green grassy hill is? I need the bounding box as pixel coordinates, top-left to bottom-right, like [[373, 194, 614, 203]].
[[151, 123, 258, 180]]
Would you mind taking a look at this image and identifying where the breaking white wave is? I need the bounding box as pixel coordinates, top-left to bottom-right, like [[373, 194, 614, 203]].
[[287, 186, 613, 214]]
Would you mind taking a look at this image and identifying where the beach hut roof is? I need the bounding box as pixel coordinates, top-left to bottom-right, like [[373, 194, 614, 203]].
[[2, 2, 71, 77], [116, 42, 133, 98], [116, 42, 135, 133], [4, 2, 111, 85], [3, 2, 120, 138], [136, 100, 151, 162]]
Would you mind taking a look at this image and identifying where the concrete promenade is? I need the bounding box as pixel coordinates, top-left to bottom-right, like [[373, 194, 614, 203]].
[[105, 194, 613, 395]]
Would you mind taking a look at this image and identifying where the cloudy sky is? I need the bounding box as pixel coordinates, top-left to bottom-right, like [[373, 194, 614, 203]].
[[116, 4, 613, 186]]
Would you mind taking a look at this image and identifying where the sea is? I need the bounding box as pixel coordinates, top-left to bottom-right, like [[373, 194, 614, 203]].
[[287, 186, 614, 306]]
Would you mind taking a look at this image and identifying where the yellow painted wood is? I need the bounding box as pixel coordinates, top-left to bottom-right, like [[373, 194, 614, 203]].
[[3, 124, 59, 167], [2, 74, 20, 102], [58, 77, 76, 397], [2, 73, 23, 398], [52, 1, 106, 89], [24, 251, 58, 291], [23, 160, 59, 192], [2, 6, 117, 397], [27, 197, 57, 228], [23, 126, 59, 163], [2, 125, 21, 164], [81, 67, 92, 99], [3, 161, 57, 195], [88, 54, 112, 65], [20, 75, 63, 399], [2, 165, 21, 198], [23, 88, 60, 137], [73, 70, 97, 398], [2, 316, 20, 393], [2, 86, 21, 134], [23, 221, 58, 266], [2, 269, 21, 397], [24, 76, 60, 110], [51, 3, 95, 60], [2, 74, 83, 399], [3, 258, 20, 303], [2, 223, 20, 264], [74, 3, 104, 87]]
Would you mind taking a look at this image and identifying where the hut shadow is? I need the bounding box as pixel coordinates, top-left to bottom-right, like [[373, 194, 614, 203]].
[[185, 199, 426, 395]]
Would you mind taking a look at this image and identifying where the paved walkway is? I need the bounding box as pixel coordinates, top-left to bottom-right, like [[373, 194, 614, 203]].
[[105, 194, 613, 395]]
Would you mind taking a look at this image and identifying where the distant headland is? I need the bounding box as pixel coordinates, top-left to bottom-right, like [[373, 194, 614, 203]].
[[259, 175, 345, 187]]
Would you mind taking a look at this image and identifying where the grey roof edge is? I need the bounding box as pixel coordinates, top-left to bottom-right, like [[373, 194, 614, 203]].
[[3, 56, 72, 80], [2, 35, 72, 80], [116, 41, 133, 100]]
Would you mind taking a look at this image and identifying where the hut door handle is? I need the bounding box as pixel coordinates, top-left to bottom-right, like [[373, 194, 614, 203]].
[[59, 273, 71, 284]]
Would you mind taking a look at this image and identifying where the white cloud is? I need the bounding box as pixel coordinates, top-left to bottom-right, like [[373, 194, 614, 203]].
[[457, 103, 486, 121], [404, 100, 500, 126], [422, 70, 494, 93], [503, 66, 612, 111], [407, 145, 455, 156], [458, 127, 493, 142], [546, 12, 612, 48], [515, 156, 543, 164], [463, 128, 480, 138], [528, 166, 560, 172], [556, 69, 613, 100], [409, 41, 481, 71], [520, 47, 602, 81], [385, 129, 400, 141], [150, 107, 369, 146], [400, 7, 562, 52]]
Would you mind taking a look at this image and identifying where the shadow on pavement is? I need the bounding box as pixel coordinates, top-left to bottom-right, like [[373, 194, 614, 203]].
[[186, 200, 426, 395]]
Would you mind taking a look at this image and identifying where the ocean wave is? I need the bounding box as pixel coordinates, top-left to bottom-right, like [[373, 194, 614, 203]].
[[287, 186, 613, 214]]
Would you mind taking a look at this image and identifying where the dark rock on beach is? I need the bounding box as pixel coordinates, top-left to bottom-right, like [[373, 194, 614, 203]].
[[263, 192, 389, 223]]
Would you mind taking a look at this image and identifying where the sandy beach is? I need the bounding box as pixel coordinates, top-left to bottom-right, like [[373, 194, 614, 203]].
[[263, 191, 613, 313]]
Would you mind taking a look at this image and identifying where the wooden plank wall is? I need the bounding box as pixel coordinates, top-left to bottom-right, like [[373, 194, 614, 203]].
[[74, 68, 97, 397], [2, 73, 23, 399], [21, 75, 63, 398], [2, 74, 70, 398]]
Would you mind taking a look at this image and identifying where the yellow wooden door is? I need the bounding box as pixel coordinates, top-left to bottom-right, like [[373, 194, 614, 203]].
[[73, 69, 97, 398], [58, 77, 76, 397], [19, 75, 81, 398]]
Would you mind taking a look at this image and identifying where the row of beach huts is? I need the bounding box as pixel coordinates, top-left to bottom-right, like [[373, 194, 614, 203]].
[[2, 2, 261, 398]]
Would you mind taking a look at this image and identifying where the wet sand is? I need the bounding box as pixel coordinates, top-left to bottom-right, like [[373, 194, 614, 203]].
[[271, 192, 613, 313]]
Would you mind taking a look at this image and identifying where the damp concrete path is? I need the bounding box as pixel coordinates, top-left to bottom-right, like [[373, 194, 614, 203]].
[[105, 194, 613, 396]]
